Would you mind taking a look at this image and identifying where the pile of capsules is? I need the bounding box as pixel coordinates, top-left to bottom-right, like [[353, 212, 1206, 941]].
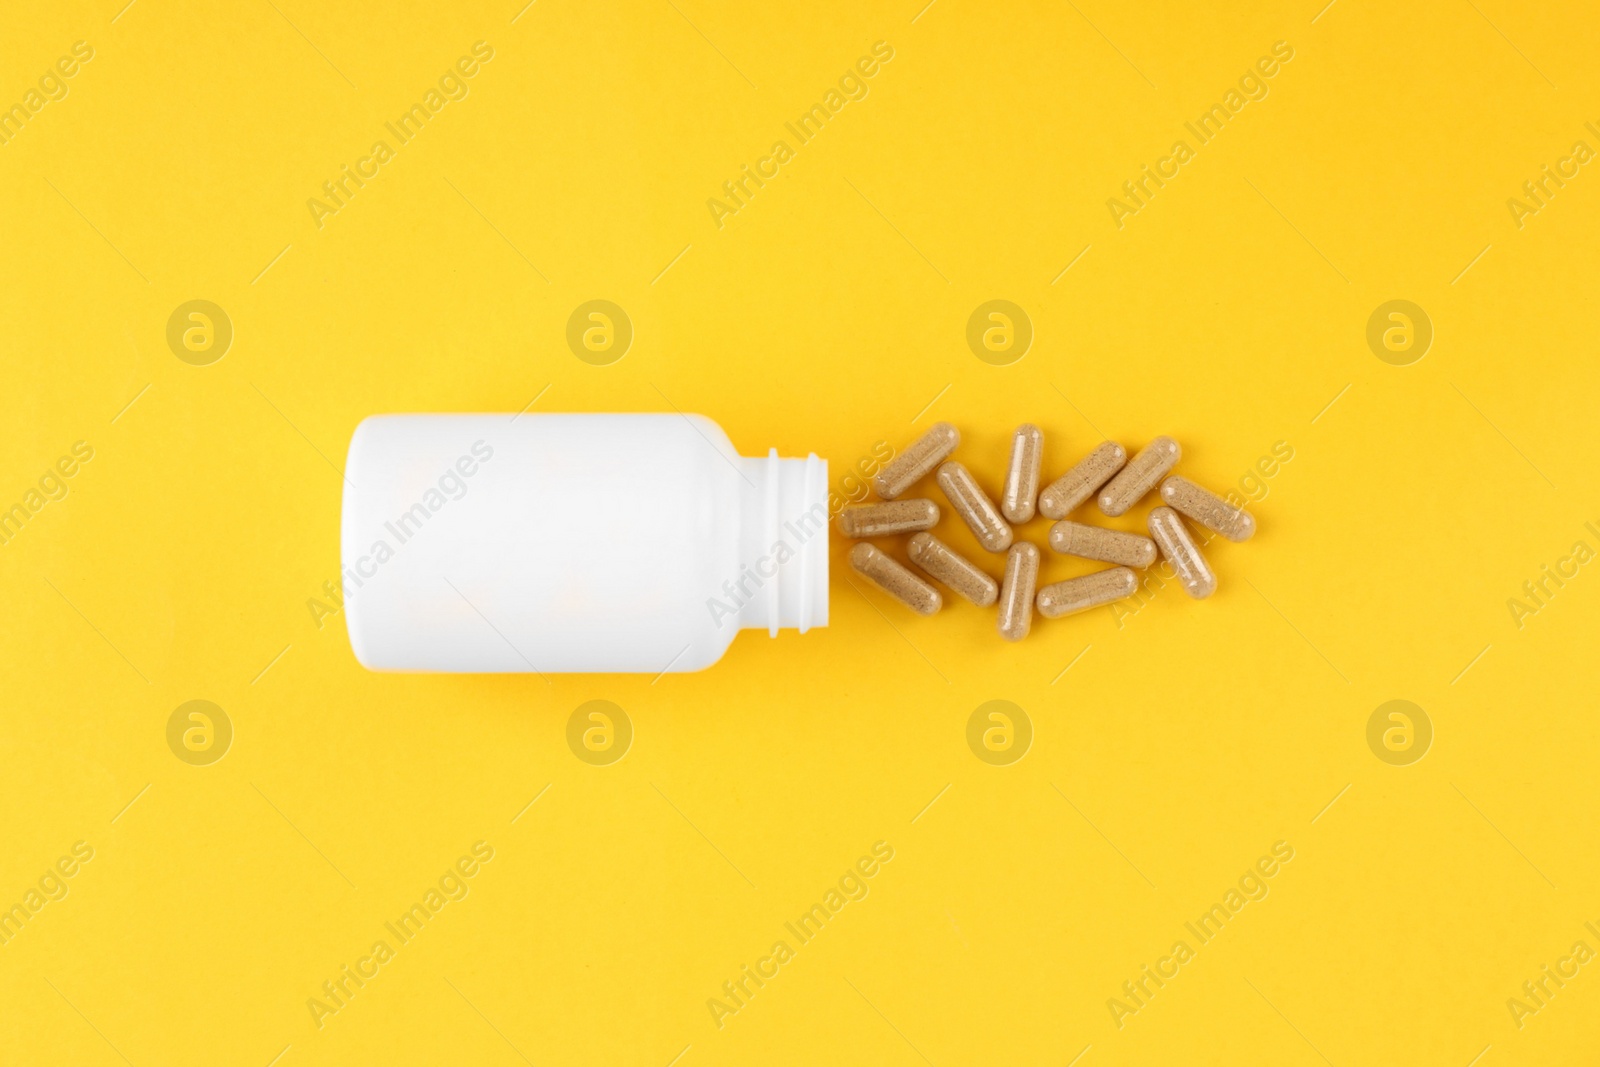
[[836, 422, 1255, 641]]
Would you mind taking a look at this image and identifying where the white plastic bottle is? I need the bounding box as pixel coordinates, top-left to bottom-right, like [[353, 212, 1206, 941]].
[[340, 413, 829, 673]]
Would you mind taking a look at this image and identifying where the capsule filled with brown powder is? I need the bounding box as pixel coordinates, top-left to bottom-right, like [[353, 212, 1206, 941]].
[[1148, 506, 1216, 599], [1098, 436, 1180, 517], [873, 422, 960, 500], [1039, 441, 1127, 520], [997, 542, 1039, 641], [1160, 476, 1255, 542], [849, 543, 942, 615], [907, 532, 998, 607], [1036, 567, 1138, 618], [1001, 424, 1043, 524], [836, 499, 940, 539], [936, 460, 1013, 553], [1048, 520, 1158, 568]]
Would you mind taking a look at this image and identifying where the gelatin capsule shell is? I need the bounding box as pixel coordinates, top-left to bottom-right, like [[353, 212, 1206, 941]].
[[937, 460, 1013, 553], [1001, 424, 1044, 524], [1098, 436, 1181, 517], [1047, 520, 1158, 568], [907, 532, 999, 607], [849, 542, 942, 615], [873, 422, 960, 500], [1035, 567, 1138, 618], [1159, 475, 1255, 542], [1147, 506, 1216, 599], [997, 542, 1039, 641], [1039, 441, 1127, 520], [836, 498, 940, 539]]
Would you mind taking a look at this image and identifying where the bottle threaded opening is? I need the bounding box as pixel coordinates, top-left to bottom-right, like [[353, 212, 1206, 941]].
[[737, 451, 830, 634]]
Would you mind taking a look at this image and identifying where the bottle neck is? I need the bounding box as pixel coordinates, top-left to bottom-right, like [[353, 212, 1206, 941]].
[[733, 450, 829, 635]]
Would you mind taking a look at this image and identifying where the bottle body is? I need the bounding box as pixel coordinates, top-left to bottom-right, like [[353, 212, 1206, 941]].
[[341, 413, 828, 673]]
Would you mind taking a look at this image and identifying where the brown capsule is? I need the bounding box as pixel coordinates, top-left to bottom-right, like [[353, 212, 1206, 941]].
[[849, 543, 942, 615], [1160, 476, 1255, 542], [1098, 436, 1181, 517], [907, 532, 999, 607], [936, 461, 1013, 553], [997, 542, 1039, 641], [1001, 423, 1043, 524], [836, 499, 940, 539], [1147, 506, 1215, 599], [1039, 441, 1127, 520], [1036, 567, 1138, 619], [1047, 520, 1158, 568], [873, 422, 960, 499]]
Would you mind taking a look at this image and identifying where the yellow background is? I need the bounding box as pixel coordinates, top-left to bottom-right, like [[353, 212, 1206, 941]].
[[3, 0, 1599, 1063]]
